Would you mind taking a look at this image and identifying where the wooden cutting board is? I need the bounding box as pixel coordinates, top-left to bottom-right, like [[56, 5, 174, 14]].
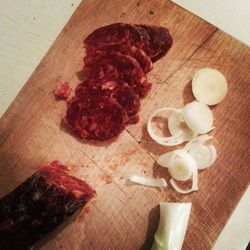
[[0, 0, 249, 249]]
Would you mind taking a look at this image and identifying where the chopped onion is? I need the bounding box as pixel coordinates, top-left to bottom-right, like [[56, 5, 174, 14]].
[[157, 151, 175, 168], [129, 175, 168, 187], [184, 135, 217, 169], [152, 202, 192, 250], [168, 150, 196, 181], [170, 165, 198, 194], [157, 150, 198, 194], [168, 110, 198, 141], [192, 68, 228, 105], [188, 143, 216, 169], [183, 134, 213, 150], [182, 101, 213, 134], [207, 145, 217, 166], [147, 107, 184, 146], [148, 103, 214, 147]]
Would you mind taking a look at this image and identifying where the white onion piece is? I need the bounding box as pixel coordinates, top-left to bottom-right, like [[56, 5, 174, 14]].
[[182, 101, 213, 134], [170, 165, 198, 194], [147, 107, 184, 146], [183, 134, 213, 151], [163, 150, 198, 194], [207, 145, 217, 166], [184, 135, 217, 169], [188, 143, 210, 168], [188, 143, 217, 169], [183, 135, 213, 152], [129, 175, 168, 187], [152, 202, 192, 250], [168, 150, 196, 181], [157, 151, 175, 168], [192, 68, 228, 105], [168, 110, 198, 141], [157, 150, 198, 193]]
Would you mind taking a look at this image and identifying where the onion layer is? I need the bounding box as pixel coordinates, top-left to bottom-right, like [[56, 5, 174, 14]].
[[168, 110, 198, 141], [184, 135, 217, 169], [157, 149, 198, 194], [192, 68, 228, 105], [129, 175, 168, 187], [147, 108, 184, 146], [182, 101, 214, 134]]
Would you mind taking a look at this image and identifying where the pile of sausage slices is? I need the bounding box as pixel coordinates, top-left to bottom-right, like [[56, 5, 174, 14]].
[[64, 23, 173, 141]]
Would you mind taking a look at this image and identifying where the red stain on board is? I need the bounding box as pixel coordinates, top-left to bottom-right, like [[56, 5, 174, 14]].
[[99, 173, 112, 184], [77, 206, 90, 222]]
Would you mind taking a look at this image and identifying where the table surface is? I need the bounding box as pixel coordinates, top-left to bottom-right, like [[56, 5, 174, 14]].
[[0, 1, 249, 249], [171, 0, 250, 47]]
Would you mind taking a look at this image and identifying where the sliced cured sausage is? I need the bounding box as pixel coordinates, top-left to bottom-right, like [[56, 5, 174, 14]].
[[83, 51, 152, 98], [62, 23, 174, 141], [0, 161, 95, 250], [136, 24, 173, 62], [75, 79, 140, 124], [84, 23, 144, 51], [66, 96, 127, 140], [85, 44, 152, 73], [84, 23, 173, 63], [54, 82, 71, 99]]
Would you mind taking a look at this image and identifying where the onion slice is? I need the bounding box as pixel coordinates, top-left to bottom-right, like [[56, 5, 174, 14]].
[[129, 175, 168, 187], [157, 151, 175, 168], [170, 165, 198, 194], [207, 145, 217, 166], [168, 110, 198, 141], [147, 108, 184, 146], [157, 150, 199, 194], [184, 135, 217, 169], [188, 143, 216, 169], [168, 150, 198, 193], [157, 150, 196, 181], [182, 101, 213, 134], [192, 68, 228, 105], [168, 150, 196, 181], [183, 134, 213, 150]]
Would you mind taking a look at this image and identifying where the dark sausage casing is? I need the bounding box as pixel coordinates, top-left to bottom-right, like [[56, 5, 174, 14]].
[[0, 161, 95, 249]]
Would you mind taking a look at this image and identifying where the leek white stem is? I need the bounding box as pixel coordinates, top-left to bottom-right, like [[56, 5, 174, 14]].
[[152, 202, 192, 250]]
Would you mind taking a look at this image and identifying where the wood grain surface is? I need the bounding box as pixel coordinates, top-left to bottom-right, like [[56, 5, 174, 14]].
[[0, 0, 249, 249]]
